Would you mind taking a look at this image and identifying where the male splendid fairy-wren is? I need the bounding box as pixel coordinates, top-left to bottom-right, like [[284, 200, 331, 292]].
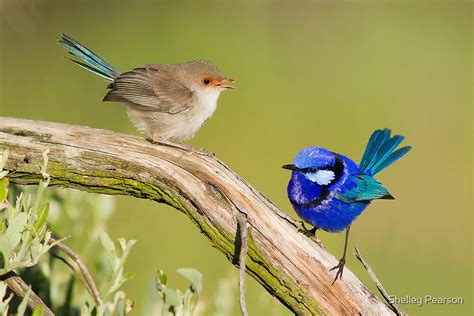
[[283, 129, 411, 283], [58, 34, 234, 142]]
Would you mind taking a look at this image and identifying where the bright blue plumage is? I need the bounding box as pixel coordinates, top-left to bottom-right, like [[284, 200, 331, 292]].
[[283, 129, 411, 282], [285, 128, 411, 232], [359, 128, 412, 175], [58, 34, 119, 81]]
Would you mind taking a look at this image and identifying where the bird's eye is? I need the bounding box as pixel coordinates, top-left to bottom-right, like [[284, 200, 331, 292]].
[[203, 79, 211, 85]]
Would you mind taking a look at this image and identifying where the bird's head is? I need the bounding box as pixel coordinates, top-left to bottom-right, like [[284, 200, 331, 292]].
[[283, 147, 341, 186], [181, 60, 235, 92]]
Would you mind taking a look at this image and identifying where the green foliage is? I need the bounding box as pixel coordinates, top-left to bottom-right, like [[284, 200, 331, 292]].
[[0, 149, 10, 212], [92, 232, 136, 316], [0, 149, 61, 276], [0, 148, 210, 315], [35, 190, 135, 316], [0, 281, 13, 316], [0, 149, 137, 315], [155, 268, 203, 316], [0, 281, 43, 316]]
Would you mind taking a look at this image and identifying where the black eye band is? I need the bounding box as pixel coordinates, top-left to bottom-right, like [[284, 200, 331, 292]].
[[300, 154, 344, 175], [299, 167, 320, 173]]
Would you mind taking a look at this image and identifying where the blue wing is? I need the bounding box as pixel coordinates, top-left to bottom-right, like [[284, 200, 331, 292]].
[[359, 129, 412, 175], [335, 174, 394, 203]]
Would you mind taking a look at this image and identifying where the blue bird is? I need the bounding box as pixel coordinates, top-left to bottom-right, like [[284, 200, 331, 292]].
[[283, 129, 411, 283]]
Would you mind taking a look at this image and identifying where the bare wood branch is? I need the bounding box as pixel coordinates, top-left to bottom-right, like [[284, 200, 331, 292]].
[[237, 214, 249, 316], [0, 117, 394, 315], [354, 246, 406, 316], [1, 272, 54, 316], [48, 237, 103, 308]]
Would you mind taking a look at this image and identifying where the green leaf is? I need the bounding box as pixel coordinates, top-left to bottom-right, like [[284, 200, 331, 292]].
[[16, 286, 31, 316], [157, 270, 168, 287], [99, 231, 115, 253], [0, 222, 6, 235], [182, 287, 199, 316], [0, 178, 8, 202], [33, 203, 49, 232], [0, 281, 7, 299], [177, 268, 203, 293], [0, 149, 9, 170], [32, 306, 44, 316], [117, 297, 126, 316], [0, 235, 12, 270], [5, 212, 27, 250], [163, 288, 182, 307], [30, 237, 40, 262]]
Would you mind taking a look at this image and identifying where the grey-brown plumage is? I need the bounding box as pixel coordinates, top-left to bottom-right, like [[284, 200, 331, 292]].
[[58, 34, 234, 142]]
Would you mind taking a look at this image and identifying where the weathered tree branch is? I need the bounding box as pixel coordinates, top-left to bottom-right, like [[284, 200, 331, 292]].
[[0, 117, 393, 315], [355, 246, 405, 316], [1, 272, 54, 316], [237, 214, 249, 316], [48, 237, 103, 309]]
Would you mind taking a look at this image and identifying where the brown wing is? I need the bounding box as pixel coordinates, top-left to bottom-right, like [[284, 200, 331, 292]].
[[103, 66, 195, 114]]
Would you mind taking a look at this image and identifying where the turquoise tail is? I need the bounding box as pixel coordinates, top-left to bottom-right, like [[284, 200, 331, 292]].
[[359, 129, 412, 175], [58, 34, 119, 81]]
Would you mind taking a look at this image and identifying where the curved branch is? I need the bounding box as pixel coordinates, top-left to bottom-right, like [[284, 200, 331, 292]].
[[48, 237, 103, 308], [0, 117, 393, 315], [1, 272, 54, 316]]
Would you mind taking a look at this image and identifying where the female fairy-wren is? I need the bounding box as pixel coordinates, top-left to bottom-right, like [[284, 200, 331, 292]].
[[58, 34, 234, 142]]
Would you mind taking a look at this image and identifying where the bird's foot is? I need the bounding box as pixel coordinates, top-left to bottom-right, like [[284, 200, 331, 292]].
[[297, 222, 324, 248], [145, 138, 215, 158], [330, 258, 345, 284], [195, 147, 216, 158], [145, 138, 192, 151], [176, 148, 217, 164]]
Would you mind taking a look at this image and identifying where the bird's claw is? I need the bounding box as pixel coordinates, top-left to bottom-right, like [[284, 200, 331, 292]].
[[297, 228, 324, 248], [297, 223, 324, 248], [197, 147, 216, 157], [145, 138, 215, 158], [330, 258, 345, 284]]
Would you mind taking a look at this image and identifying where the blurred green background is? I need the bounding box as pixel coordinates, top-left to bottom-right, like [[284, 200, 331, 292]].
[[0, 0, 472, 315]]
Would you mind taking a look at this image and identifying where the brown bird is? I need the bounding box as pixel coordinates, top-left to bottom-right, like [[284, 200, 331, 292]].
[[58, 34, 234, 142]]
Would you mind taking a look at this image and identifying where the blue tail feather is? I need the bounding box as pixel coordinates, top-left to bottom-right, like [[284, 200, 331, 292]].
[[371, 145, 412, 175], [370, 135, 404, 172], [360, 129, 411, 175], [66, 58, 114, 81], [359, 129, 390, 171], [58, 34, 119, 81]]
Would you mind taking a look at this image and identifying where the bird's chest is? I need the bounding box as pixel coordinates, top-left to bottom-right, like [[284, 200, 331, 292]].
[[185, 89, 220, 131], [288, 173, 323, 205]]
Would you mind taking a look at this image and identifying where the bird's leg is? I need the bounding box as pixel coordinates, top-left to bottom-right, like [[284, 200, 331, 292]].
[[297, 221, 324, 248], [330, 225, 351, 284], [145, 138, 215, 158]]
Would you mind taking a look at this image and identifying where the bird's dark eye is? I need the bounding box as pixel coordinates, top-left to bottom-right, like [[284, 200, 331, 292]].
[[203, 79, 211, 85]]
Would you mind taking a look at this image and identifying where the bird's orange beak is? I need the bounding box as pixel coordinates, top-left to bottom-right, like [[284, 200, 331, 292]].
[[215, 78, 235, 90]]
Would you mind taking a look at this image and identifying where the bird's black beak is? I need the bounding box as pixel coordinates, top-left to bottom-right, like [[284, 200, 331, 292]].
[[282, 164, 299, 171]]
